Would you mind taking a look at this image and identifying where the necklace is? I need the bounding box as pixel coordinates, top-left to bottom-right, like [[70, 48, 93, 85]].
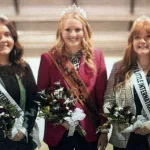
[[142, 66, 150, 74], [0, 63, 12, 67], [141, 63, 149, 69], [143, 65, 149, 69]]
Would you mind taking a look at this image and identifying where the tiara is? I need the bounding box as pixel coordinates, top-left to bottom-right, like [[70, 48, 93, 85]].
[[61, 4, 87, 18], [0, 14, 8, 20], [134, 15, 150, 24]]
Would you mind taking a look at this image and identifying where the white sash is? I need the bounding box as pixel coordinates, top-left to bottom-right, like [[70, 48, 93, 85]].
[[131, 63, 150, 120], [0, 83, 41, 148], [0, 83, 24, 137]]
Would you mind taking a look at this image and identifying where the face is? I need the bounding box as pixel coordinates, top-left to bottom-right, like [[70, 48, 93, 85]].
[[0, 23, 14, 57], [133, 28, 150, 58], [61, 18, 84, 52]]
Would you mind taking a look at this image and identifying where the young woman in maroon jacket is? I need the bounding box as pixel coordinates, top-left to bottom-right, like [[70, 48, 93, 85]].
[[37, 4, 108, 150]]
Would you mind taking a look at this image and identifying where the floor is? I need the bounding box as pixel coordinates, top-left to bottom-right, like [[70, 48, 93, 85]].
[[106, 144, 113, 150]]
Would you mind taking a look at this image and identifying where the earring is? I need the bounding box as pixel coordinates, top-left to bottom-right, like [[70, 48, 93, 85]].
[[13, 49, 16, 57]]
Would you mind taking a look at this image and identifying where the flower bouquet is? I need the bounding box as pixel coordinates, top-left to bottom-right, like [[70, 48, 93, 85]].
[[38, 82, 86, 136], [97, 103, 144, 133], [0, 103, 20, 140]]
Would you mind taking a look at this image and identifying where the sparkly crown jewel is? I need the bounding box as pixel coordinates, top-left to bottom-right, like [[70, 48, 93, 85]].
[[61, 4, 87, 18], [134, 15, 150, 24], [0, 14, 8, 20]]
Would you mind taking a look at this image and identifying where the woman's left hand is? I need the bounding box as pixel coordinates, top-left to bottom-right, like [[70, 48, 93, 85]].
[[97, 133, 108, 150], [135, 121, 150, 135], [9, 130, 25, 141]]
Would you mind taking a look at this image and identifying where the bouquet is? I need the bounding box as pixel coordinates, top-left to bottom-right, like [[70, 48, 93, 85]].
[[38, 82, 86, 136], [97, 103, 145, 133], [0, 103, 20, 139]]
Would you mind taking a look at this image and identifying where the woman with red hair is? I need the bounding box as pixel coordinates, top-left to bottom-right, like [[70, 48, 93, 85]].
[[104, 15, 150, 150]]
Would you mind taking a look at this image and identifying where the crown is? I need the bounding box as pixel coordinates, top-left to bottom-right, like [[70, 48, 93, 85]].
[[61, 4, 87, 18], [0, 14, 8, 20], [134, 15, 150, 24]]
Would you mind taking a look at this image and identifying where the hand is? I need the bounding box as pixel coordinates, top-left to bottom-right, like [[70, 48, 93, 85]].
[[135, 121, 150, 135], [61, 121, 70, 130], [9, 130, 25, 141], [97, 133, 108, 150]]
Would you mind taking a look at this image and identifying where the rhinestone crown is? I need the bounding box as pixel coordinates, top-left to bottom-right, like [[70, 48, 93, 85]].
[[134, 15, 150, 24], [0, 14, 8, 20], [61, 4, 87, 18]]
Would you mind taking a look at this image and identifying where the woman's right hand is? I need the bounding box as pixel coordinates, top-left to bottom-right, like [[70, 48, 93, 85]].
[[61, 121, 70, 130], [135, 121, 150, 135], [9, 130, 25, 141]]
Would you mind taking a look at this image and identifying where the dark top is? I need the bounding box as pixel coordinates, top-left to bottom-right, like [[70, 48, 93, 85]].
[[0, 65, 20, 105], [0, 63, 37, 146], [0, 63, 38, 150]]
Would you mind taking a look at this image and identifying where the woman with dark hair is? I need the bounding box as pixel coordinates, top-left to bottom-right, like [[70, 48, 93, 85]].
[[0, 15, 38, 150], [37, 4, 108, 150], [104, 15, 150, 150]]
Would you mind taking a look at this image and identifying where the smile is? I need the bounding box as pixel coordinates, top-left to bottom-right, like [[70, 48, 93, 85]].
[[0, 45, 8, 48], [138, 45, 148, 49]]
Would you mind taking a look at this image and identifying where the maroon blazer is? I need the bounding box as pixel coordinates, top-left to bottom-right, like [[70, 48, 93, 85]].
[[37, 48, 107, 147]]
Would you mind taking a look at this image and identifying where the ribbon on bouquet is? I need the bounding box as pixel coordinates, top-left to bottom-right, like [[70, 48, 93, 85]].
[[121, 115, 146, 133], [63, 108, 86, 136]]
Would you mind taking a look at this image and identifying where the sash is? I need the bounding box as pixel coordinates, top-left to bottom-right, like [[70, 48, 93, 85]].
[[0, 82, 25, 137], [0, 76, 41, 148], [131, 63, 150, 120], [49, 48, 100, 128]]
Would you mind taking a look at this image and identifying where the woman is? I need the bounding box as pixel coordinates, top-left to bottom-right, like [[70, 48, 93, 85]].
[[0, 15, 38, 150], [37, 4, 108, 150], [104, 15, 150, 150]]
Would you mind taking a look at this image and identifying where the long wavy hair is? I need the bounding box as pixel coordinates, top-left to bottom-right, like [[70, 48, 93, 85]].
[[53, 12, 96, 72], [0, 17, 27, 76], [115, 21, 150, 86]]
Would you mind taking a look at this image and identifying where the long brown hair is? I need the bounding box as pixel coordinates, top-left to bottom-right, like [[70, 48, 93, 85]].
[[54, 12, 96, 72], [115, 21, 150, 86], [0, 17, 27, 76]]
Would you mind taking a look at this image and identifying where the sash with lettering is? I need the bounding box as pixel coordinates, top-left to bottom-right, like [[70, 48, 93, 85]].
[[0, 83, 25, 137], [49, 48, 100, 129], [131, 63, 150, 120], [0, 78, 41, 148]]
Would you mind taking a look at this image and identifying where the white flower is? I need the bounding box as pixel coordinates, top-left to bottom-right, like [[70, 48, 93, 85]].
[[0, 112, 5, 117], [53, 99, 57, 103], [114, 111, 119, 117], [66, 107, 69, 110], [64, 98, 72, 104], [5, 114, 9, 117], [54, 87, 64, 98], [67, 110, 73, 115], [115, 107, 123, 111]]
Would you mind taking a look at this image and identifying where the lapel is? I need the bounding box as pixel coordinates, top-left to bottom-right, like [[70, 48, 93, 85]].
[[0, 77, 5, 88], [115, 77, 135, 109], [78, 55, 95, 92]]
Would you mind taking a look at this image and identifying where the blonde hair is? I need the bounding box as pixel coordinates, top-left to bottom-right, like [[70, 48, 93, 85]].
[[53, 12, 96, 73]]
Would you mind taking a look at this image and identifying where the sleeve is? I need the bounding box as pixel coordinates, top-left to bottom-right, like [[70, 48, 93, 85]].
[[103, 62, 118, 114], [22, 63, 38, 134], [37, 53, 51, 91], [95, 50, 107, 125]]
